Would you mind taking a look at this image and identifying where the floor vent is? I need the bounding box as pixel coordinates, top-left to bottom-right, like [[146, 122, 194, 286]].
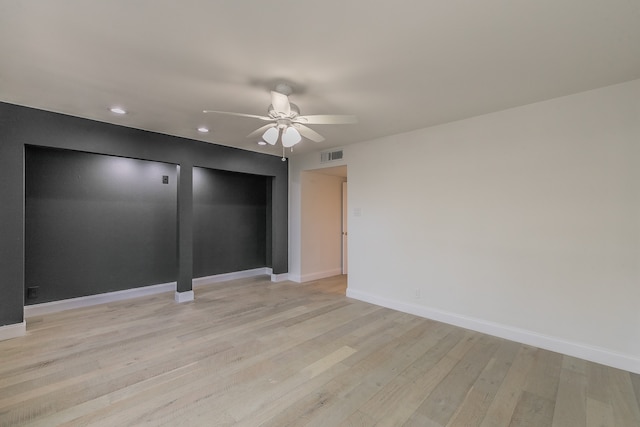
[[320, 150, 344, 163]]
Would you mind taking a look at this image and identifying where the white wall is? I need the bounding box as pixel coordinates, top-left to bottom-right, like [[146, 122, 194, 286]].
[[290, 79, 640, 373], [298, 171, 345, 281]]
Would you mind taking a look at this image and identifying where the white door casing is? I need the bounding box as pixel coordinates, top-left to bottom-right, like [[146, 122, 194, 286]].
[[342, 181, 348, 275]]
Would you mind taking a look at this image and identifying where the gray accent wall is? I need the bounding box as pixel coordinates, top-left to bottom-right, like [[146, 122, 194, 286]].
[[193, 167, 268, 277], [0, 101, 288, 328], [25, 147, 178, 304]]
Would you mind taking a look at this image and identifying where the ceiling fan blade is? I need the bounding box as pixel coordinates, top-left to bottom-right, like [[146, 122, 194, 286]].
[[293, 123, 325, 142], [295, 114, 358, 125], [246, 123, 277, 139], [270, 91, 291, 116], [203, 110, 273, 121]]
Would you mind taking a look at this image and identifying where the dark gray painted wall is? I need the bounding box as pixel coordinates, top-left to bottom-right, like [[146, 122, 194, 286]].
[[193, 167, 267, 277], [0, 101, 288, 327], [0, 114, 24, 327], [25, 147, 178, 304]]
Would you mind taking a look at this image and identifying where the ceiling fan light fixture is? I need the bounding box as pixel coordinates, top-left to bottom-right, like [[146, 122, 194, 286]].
[[282, 126, 301, 148], [203, 88, 356, 149], [263, 126, 279, 145]]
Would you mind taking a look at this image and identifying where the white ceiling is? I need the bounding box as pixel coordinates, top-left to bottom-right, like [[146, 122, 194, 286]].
[[1, 1, 639, 156]]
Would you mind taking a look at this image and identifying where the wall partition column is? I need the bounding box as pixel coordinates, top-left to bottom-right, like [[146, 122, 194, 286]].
[[176, 162, 194, 302]]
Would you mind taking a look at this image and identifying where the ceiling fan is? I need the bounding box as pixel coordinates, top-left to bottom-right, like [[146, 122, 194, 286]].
[[203, 84, 357, 153]]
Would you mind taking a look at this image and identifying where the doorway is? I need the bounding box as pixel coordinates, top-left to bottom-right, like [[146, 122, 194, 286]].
[[299, 165, 347, 291]]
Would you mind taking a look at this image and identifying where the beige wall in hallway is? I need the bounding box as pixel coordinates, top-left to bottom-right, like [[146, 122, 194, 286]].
[[299, 171, 346, 282]]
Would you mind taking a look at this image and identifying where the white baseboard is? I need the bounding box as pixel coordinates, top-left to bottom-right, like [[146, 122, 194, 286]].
[[193, 267, 271, 287], [0, 321, 26, 341], [193, 267, 288, 284], [288, 273, 302, 283], [346, 288, 640, 375], [175, 290, 194, 303], [25, 268, 278, 318], [270, 273, 289, 282], [265, 267, 288, 282], [25, 282, 177, 318], [292, 268, 343, 284]]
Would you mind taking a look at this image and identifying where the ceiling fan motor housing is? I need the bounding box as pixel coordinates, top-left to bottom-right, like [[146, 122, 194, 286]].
[[269, 103, 300, 118], [276, 118, 292, 129]]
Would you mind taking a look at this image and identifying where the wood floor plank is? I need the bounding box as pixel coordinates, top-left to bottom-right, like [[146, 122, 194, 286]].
[[509, 391, 555, 427], [586, 397, 615, 427], [224, 315, 421, 424], [607, 368, 640, 426], [447, 341, 521, 427], [226, 321, 410, 422], [405, 335, 501, 426], [586, 362, 612, 403], [1, 275, 638, 427], [447, 387, 496, 427], [478, 345, 538, 427], [242, 319, 443, 426], [301, 345, 358, 379], [301, 327, 460, 427], [502, 347, 562, 426], [551, 357, 587, 427], [364, 330, 475, 427], [522, 348, 562, 401], [337, 409, 376, 427], [631, 373, 640, 409]]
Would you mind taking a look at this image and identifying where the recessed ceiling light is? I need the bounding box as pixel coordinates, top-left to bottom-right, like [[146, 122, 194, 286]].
[[110, 107, 126, 115], [257, 141, 267, 146], [197, 127, 209, 133]]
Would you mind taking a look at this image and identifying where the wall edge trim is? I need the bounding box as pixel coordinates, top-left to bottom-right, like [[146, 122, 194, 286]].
[[0, 321, 26, 341], [271, 273, 289, 282], [175, 290, 194, 303], [193, 268, 271, 287], [24, 268, 276, 319], [346, 288, 640, 375]]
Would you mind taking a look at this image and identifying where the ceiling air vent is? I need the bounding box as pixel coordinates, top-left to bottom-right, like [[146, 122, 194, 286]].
[[320, 150, 343, 163]]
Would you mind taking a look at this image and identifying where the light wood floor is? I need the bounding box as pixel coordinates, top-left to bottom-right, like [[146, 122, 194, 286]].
[[1, 275, 639, 426]]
